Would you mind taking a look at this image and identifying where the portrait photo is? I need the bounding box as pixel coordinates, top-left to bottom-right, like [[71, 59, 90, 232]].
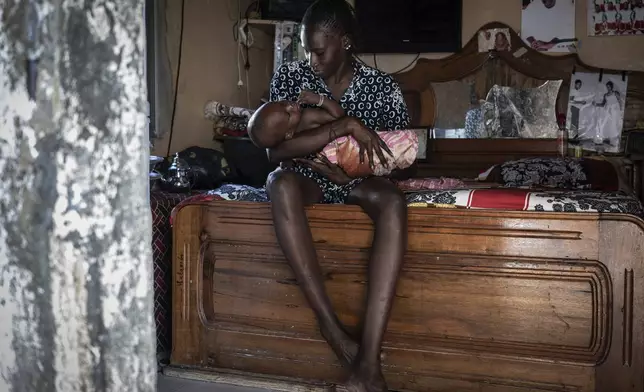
[[566, 71, 629, 153], [478, 28, 512, 52], [522, 0, 577, 52]]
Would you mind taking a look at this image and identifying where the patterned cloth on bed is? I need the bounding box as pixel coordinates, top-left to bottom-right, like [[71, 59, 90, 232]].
[[406, 189, 643, 216], [170, 183, 644, 223]]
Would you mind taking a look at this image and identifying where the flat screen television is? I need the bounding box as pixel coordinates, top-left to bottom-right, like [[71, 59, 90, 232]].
[[258, 0, 317, 21], [354, 0, 462, 54]]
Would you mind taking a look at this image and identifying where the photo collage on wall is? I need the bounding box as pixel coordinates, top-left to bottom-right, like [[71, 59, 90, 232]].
[[588, 0, 644, 36], [565, 71, 629, 153], [471, 1, 633, 148]]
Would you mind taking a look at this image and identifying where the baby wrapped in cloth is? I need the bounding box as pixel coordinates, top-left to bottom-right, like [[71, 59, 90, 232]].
[[322, 129, 418, 177], [247, 92, 418, 177]]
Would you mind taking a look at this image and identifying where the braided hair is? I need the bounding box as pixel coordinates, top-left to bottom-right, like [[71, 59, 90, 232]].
[[301, 0, 358, 50]]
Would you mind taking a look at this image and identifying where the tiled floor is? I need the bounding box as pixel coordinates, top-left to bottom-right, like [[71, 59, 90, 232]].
[[157, 374, 269, 392]]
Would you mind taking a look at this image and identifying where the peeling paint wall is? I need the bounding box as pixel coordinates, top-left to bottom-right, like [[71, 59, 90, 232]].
[[0, 1, 156, 391]]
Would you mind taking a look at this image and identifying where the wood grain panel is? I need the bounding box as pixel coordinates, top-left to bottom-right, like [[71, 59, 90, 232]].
[[171, 203, 644, 391], [200, 241, 610, 363]]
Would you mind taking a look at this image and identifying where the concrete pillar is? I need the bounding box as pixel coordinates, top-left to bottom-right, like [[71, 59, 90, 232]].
[[0, 1, 156, 391]]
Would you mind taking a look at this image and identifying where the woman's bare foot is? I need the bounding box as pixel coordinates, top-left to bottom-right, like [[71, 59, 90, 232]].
[[320, 323, 359, 367], [319, 323, 387, 368], [344, 362, 388, 392]]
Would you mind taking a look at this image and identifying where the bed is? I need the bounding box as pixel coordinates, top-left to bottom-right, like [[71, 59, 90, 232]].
[[167, 23, 644, 392]]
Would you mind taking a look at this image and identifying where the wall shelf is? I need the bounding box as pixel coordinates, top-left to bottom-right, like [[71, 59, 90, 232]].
[[242, 19, 302, 73], [246, 19, 285, 25]]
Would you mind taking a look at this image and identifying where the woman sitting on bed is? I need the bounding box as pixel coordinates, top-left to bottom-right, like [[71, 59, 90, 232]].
[[266, 0, 410, 391]]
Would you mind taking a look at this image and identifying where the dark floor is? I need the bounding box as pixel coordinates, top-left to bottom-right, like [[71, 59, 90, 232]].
[[157, 374, 270, 392]]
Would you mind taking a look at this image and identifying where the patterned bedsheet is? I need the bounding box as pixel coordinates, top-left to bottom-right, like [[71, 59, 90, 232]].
[[170, 184, 644, 222], [406, 188, 643, 216]]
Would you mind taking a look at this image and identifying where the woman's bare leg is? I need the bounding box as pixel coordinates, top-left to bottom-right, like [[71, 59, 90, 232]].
[[345, 177, 408, 392], [267, 169, 358, 366]]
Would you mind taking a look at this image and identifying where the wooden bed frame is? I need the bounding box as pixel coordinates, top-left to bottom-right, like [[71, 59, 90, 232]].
[[168, 23, 644, 391]]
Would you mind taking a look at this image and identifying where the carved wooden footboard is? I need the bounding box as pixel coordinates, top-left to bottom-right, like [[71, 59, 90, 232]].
[[170, 201, 644, 392]]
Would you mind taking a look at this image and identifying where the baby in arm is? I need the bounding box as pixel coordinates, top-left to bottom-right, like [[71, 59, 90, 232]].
[[247, 91, 418, 178]]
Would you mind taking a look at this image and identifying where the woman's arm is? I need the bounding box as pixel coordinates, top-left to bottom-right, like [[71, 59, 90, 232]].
[[297, 108, 337, 132], [299, 91, 345, 118], [319, 96, 345, 118], [267, 117, 355, 163]]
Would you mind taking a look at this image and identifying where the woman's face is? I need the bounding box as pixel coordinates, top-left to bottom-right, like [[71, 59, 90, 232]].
[[301, 26, 347, 79], [606, 83, 613, 92]]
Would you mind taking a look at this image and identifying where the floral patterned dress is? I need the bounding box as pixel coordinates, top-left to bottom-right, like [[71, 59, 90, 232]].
[[269, 60, 410, 203]]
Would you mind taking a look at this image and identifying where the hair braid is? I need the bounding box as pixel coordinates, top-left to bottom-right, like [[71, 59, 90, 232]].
[[301, 0, 358, 50]]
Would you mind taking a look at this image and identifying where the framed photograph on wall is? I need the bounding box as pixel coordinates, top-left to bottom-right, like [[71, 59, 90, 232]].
[[522, 0, 577, 52], [588, 0, 644, 36], [478, 28, 512, 52], [566, 71, 629, 153]]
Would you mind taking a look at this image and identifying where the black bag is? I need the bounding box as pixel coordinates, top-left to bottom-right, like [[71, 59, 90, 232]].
[[158, 146, 236, 190]]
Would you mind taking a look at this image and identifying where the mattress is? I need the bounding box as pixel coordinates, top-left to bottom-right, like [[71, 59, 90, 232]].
[[170, 183, 644, 223]]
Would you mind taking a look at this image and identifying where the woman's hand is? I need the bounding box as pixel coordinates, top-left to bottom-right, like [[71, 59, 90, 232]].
[[346, 118, 393, 170], [298, 90, 323, 106], [294, 154, 353, 185]]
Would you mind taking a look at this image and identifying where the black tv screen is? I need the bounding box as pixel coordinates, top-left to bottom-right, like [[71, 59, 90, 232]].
[[354, 0, 462, 54]]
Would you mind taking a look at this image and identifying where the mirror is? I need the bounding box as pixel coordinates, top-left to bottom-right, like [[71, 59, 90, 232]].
[[432, 80, 563, 139]]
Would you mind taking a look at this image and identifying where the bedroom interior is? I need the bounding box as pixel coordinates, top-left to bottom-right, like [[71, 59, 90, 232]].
[[150, 0, 644, 157], [147, 1, 644, 391]]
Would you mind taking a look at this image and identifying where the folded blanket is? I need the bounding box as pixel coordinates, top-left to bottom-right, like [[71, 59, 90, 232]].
[[321, 130, 419, 177], [206, 101, 255, 138], [204, 100, 255, 121], [396, 177, 467, 191]]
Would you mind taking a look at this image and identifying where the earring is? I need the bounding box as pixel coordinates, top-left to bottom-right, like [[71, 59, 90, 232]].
[[344, 44, 352, 51]]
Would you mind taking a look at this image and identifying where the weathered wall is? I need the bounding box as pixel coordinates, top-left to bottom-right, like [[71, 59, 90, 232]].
[[0, 1, 156, 391]]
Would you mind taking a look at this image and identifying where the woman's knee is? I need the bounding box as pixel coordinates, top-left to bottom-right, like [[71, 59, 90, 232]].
[[268, 169, 323, 206], [350, 178, 407, 217], [266, 170, 301, 200], [379, 186, 407, 216]]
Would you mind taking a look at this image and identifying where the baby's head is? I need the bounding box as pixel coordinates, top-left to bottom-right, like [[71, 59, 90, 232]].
[[247, 101, 301, 149]]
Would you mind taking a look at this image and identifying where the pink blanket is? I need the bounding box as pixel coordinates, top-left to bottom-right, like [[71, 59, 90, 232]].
[[321, 130, 419, 177]]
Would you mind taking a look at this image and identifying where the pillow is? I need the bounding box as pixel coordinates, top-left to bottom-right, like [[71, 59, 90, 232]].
[[479, 157, 589, 189], [478, 156, 629, 192], [321, 130, 419, 178]]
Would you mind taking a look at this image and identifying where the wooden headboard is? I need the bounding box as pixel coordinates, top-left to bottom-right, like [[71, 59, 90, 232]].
[[394, 21, 644, 178]]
